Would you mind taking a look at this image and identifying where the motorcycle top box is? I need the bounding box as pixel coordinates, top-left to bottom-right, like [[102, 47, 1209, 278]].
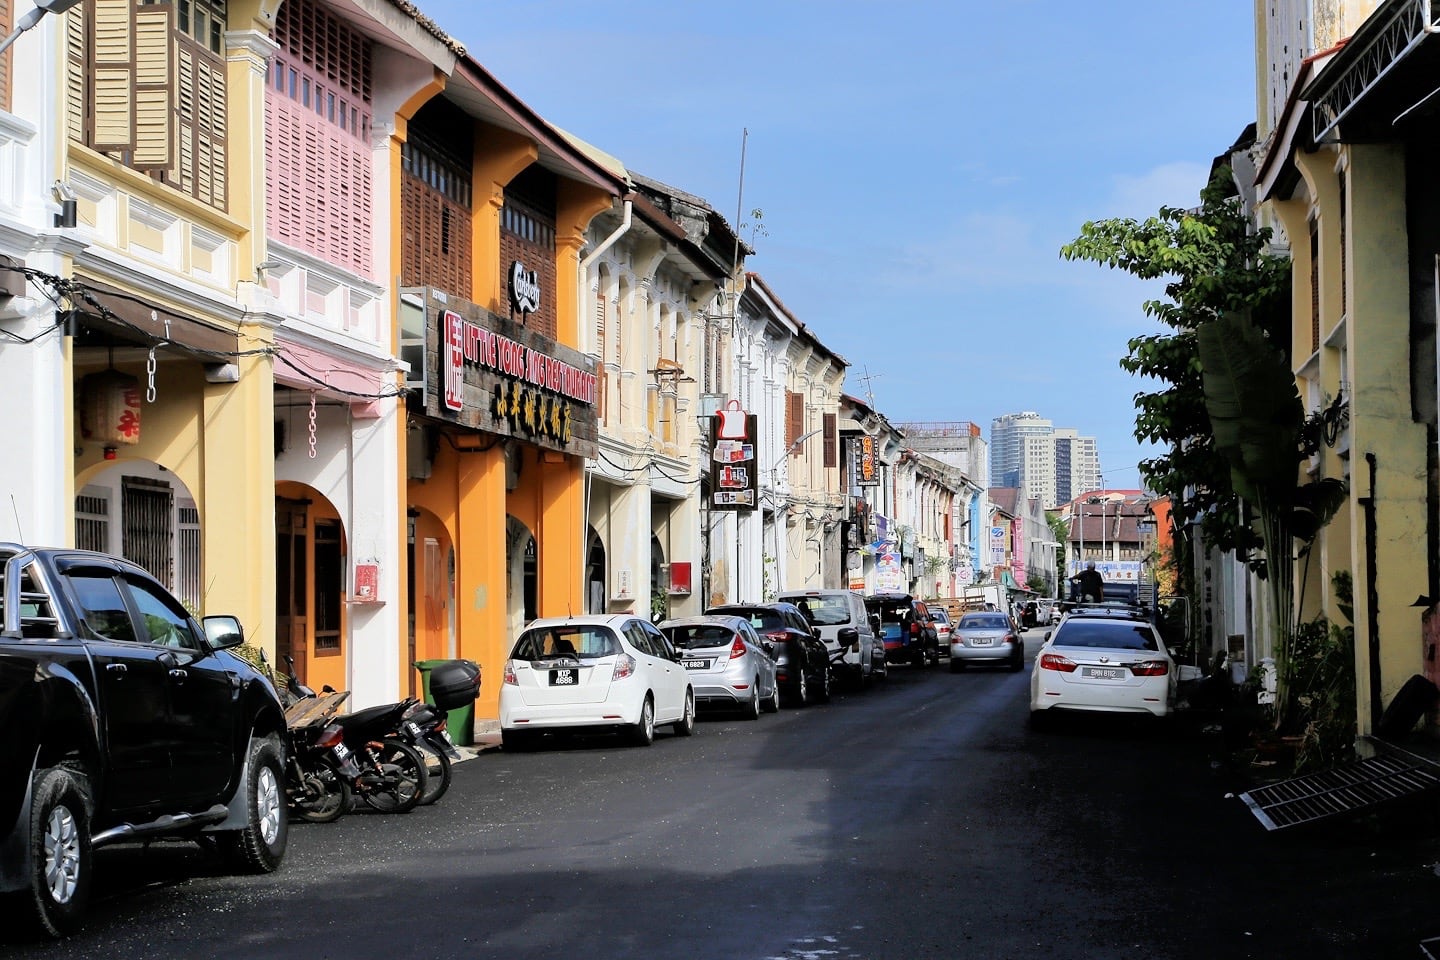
[[429, 659, 481, 710]]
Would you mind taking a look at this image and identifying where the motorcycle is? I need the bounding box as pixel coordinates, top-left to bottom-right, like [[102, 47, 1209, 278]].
[[285, 718, 359, 823], [393, 699, 461, 806], [282, 657, 429, 815]]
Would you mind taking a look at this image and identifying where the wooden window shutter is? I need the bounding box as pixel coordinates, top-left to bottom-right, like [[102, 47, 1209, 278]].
[[132, 5, 173, 169], [786, 390, 803, 452], [0, 0, 11, 111], [64, 4, 87, 145], [91, 0, 136, 153], [1309, 217, 1319, 353], [823, 412, 837, 468]]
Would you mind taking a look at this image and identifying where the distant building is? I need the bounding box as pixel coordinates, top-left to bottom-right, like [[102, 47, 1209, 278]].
[[990, 413, 1101, 510]]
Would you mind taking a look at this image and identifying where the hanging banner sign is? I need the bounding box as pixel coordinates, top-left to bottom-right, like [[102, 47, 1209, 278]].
[[710, 409, 758, 511], [405, 286, 598, 458], [856, 435, 879, 485]]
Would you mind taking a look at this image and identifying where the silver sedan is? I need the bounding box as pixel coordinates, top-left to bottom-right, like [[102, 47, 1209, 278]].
[[949, 612, 1024, 672], [658, 615, 781, 719]]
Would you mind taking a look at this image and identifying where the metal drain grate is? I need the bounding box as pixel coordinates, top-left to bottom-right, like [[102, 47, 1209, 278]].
[[1239, 753, 1440, 831]]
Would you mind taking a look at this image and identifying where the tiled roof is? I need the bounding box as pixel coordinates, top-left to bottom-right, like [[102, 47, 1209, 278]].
[[386, 0, 465, 55]]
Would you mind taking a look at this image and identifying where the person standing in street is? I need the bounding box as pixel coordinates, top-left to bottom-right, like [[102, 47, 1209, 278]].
[[1076, 561, 1104, 603]]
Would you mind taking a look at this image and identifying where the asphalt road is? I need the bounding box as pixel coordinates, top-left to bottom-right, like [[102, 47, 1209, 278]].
[[7, 629, 1440, 959]]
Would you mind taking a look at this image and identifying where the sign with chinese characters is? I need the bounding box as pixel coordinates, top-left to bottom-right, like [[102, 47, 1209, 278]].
[[405, 287, 598, 458], [710, 409, 758, 511], [989, 526, 1006, 566], [856, 435, 879, 485]]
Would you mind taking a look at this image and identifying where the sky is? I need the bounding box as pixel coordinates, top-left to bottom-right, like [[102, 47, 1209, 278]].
[[412, 1, 1257, 492]]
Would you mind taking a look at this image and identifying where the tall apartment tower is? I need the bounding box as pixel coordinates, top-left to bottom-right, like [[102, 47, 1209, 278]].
[[991, 414, 1102, 509], [1054, 428, 1101, 503]]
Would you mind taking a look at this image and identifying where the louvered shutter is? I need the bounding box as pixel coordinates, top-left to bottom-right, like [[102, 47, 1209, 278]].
[[91, 0, 135, 153], [64, 4, 87, 145], [595, 290, 607, 421], [0, 0, 11, 111], [823, 412, 837, 467], [132, 5, 172, 169], [786, 390, 803, 452]]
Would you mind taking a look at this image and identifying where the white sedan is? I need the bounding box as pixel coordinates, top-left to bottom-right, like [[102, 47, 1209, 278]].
[[1029, 613, 1176, 725], [499, 614, 695, 749]]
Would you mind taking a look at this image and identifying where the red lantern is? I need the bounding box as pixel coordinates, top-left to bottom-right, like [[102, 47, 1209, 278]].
[[80, 370, 142, 445]]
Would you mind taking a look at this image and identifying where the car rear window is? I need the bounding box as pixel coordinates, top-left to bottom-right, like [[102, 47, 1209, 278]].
[[512, 626, 620, 660], [958, 614, 1009, 630], [1052, 621, 1159, 651], [662, 625, 735, 649], [711, 608, 784, 631], [782, 594, 849, 625]]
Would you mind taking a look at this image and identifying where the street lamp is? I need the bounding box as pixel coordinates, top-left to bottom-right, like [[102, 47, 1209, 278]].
[[0, 0, 82, 57]]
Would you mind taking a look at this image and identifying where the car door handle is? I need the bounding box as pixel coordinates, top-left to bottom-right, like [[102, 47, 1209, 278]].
[[106, 663, 127, 676]]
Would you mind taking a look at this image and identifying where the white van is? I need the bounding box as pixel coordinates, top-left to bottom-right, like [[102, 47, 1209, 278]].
[[776, 589, 884, 688]]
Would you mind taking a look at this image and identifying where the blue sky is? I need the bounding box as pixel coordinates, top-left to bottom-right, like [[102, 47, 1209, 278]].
[[415, 1, 1256, 491]]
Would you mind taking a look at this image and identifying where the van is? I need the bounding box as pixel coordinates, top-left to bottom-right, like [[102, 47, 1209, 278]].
[[776, 588, 884, 688]]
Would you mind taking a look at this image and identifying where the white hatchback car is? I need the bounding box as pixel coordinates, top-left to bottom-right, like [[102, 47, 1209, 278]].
[[1029, 613, 1176, 725], [500, 615, 695, 749]]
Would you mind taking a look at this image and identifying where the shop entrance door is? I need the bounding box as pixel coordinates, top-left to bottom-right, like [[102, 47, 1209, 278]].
[[276, 498, 308, 683]]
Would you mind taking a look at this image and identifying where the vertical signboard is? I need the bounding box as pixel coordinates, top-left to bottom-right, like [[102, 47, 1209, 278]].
[[710, 402, 758, 511], [989, 526, 1006, 565], [856, 435, 879, 485], [443, 309, 464, 412]]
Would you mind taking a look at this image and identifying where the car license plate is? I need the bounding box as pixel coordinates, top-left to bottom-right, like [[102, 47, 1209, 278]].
[[681, 659, 711, 670], [1083, 667, 1125, 680], [970, 638, 991, 646], [549, 668, 578, 686]]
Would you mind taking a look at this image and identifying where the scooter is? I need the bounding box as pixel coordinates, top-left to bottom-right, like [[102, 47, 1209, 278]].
[[285, 718, 359, 823], [282, 656, 429, 815], [393, 699, 461, 806]]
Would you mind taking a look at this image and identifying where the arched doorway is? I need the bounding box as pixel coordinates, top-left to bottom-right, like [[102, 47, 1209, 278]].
[[507, 515, 536, 638], [650, 533, 667, 623], [75, 459, 201, 609], [585, 525, 606, 614], [275, 482, 347, 692]]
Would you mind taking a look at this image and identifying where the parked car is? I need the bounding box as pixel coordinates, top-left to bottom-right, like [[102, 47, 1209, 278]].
[[705, 602, 831, 706], [864, 592, 940, 667], [776, 588, 883, 688], [0, 544, 288, 937], [658, 615, 780, 718], [499, 614, 696, 749], [949, 611, 1024, 671], [1029, 613, 1176, 726], [929, 607, 953, 648]]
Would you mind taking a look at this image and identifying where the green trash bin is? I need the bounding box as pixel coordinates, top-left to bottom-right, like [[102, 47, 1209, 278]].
[[415, 659, 476, 746]]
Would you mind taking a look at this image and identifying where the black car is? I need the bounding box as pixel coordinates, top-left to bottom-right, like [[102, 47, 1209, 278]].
[[704, 601, 831, 706], [865, 592, 941, 666], [1021, 601, 1039, 628]]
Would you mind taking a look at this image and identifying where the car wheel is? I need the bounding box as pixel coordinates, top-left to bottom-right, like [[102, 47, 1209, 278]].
[[762, 680, 781, 713], [791, 669, 809, 707], [815, 663, 832, 704], [742, 681, 761, 720], [16, 768, 92, 938], [1009, 650, 1025, 672], [630, 695, 655, 746], [673, 690, 696, 737], [217, 735, 288, 873]]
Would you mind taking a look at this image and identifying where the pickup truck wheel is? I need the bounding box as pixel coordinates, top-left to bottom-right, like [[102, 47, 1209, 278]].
[[219, 736, 288, 873], [19, 768, 92, 938]]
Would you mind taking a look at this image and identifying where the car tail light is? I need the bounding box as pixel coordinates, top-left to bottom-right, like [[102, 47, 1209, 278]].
[[612, 653, 636, 680], [1129, 660, 1170, 677], [730, 636, 747, 659], [503, 661, 518, 685], [765, 630, 788, 644], [1002, 633, 1016, 645], [1039, 652, 1077, 672], [909, 622, 919, 636], [315, 725, 344, 749]]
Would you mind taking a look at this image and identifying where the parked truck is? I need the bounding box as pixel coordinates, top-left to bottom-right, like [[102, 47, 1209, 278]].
[[0, 543, 288, 937]]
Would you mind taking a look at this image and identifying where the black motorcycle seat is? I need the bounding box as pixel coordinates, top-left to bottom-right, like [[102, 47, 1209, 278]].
[[337, 701, 404, 730]]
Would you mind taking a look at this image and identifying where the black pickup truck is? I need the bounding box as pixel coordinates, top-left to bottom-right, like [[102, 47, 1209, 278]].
[[0, 543, 288, 937]]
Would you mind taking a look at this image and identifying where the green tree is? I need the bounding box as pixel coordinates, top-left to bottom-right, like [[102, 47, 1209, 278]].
[[1059, 166, 1291, 597]]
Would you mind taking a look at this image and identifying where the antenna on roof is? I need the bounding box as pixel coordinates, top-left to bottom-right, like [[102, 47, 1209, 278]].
[[857, 366, 881, 408]]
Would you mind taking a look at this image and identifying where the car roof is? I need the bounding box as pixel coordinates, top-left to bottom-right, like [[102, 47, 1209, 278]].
[[657, 615, 747, 630], [707, 601, 802, 613], [521, 614, 640, 631]]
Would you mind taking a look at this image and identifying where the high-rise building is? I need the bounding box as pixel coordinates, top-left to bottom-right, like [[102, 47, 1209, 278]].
[[991, 414, 1101, 509]]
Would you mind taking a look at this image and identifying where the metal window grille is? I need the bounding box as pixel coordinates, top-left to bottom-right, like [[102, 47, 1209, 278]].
[[177, 504, 200, 611], [121, 476, 174, 589], [75, 491, 110, 554]]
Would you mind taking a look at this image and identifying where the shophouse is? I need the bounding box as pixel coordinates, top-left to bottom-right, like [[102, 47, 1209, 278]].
[[2, 0, 286, 644], [838, 394, 905, 593], [897, 449, 960, 599], [396, 59, 624, 728], [579, 170, 737, 622], [1251, 0, 1432, 732], [896, 422, 989, 594]]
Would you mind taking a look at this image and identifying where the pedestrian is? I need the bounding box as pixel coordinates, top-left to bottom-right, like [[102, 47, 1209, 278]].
[[1076, 561, 1104, 603]]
